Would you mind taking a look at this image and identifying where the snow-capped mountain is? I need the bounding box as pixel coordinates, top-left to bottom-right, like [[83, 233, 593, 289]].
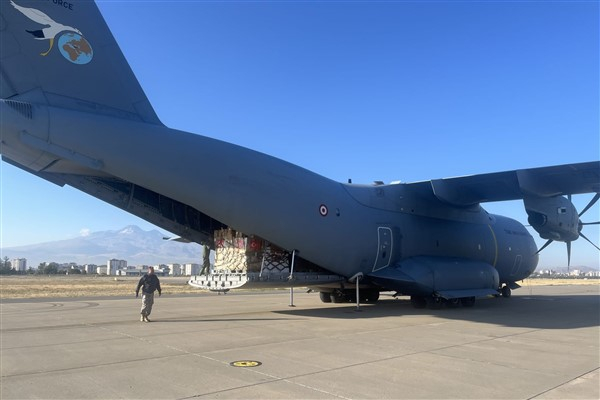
[[1, 225, 204, 267]]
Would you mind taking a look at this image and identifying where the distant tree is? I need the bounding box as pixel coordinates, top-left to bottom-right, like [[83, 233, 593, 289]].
[[40, 262, 59, 275], [36, 263, 46, 274], [27, 267, 36, 275], [0, 257, 13, 275]]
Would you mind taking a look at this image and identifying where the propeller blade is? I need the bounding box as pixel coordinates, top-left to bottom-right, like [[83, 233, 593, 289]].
[[566, 241, 571, 268], [581, 221, 600, 225], [535, 239, 554, 254], [579, 232, 600, 251], [578, 193, 600, 217]]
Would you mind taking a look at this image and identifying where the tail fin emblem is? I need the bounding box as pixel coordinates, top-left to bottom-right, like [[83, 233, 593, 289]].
[[10, 0, 93, 64]]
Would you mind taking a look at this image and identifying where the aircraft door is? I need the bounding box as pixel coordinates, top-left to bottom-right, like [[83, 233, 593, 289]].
[[373, 227, 393, 271]]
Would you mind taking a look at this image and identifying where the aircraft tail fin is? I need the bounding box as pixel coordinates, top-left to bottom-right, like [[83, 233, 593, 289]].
[[0, 0, 161, 124]]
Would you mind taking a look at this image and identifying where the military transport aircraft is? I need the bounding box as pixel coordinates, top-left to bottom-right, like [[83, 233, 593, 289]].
[[1, 1, 598, 309]]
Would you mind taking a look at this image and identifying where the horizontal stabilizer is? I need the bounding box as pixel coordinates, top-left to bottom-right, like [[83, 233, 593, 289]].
[[2, 156, 66, 187]]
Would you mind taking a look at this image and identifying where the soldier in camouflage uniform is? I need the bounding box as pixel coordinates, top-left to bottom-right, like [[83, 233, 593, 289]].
[[135, 266, 162, 322]]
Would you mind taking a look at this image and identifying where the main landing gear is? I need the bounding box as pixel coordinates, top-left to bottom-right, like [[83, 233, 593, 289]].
[[319, 291, 332, 303], [318, 289, 380, 304], [410, 295, 476, 309]]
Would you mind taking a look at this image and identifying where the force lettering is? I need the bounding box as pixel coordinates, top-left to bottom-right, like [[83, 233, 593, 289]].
[[47, 0, 74, 11]]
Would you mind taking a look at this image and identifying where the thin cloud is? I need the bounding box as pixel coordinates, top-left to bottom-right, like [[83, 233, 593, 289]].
[[79, 228, 91, 237]]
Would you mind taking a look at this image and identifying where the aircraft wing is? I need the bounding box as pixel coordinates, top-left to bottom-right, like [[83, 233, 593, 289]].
[[414, 161, 600, 206]]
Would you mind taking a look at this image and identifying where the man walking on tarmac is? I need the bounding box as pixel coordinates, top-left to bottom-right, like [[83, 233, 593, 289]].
[[136, 266, 162, 322]]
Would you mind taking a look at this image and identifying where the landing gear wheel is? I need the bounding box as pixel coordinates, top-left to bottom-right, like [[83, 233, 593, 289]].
[[347, 291, 357, 303], [330, 291, 346, 303], [368, 290, 380, 303], [319, 292, 332, 303], [446, 298, 461, 308], [460, 297, 476, 307], [411, 296, 427, 309], [360, 290, 380, 304], [426, 296, 443, 310], [501, 286, 511, 298]]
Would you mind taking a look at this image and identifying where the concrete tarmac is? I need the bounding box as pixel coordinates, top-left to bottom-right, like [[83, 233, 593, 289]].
[[1, 285, 598, 399]]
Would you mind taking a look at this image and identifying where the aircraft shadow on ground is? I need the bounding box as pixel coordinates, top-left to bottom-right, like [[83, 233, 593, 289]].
[[273, 294, 600, 330]]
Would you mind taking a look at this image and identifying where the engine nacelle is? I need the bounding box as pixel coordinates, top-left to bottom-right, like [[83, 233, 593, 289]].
[[524, 196, 579, 242]]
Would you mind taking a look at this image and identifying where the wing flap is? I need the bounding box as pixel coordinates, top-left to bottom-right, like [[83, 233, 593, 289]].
[[428, 161, 600, 206]]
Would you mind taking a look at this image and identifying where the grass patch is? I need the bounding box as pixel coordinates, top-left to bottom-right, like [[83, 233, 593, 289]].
[[0, 275, 204, 299]]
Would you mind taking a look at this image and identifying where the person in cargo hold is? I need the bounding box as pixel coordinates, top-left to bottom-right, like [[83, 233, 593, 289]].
[[135, 266, 162, 322]]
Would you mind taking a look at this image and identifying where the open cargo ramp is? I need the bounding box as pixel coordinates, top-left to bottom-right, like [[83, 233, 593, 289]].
[[188, 229, 344, 291]]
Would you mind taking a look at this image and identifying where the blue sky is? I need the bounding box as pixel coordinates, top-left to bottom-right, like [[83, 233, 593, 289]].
[[1, 0, 598, 269]]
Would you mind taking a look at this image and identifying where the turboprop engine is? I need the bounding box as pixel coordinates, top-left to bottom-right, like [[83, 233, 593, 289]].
[[524, 194, 600, 265], [524, 196, 579, 242]]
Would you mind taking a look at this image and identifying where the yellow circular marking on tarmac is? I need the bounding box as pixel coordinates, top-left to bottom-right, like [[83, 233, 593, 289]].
[[230, 360, 262, 367]]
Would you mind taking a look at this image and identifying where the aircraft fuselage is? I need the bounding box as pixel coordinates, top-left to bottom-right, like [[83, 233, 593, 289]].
[[2, 100, 538, 286]]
